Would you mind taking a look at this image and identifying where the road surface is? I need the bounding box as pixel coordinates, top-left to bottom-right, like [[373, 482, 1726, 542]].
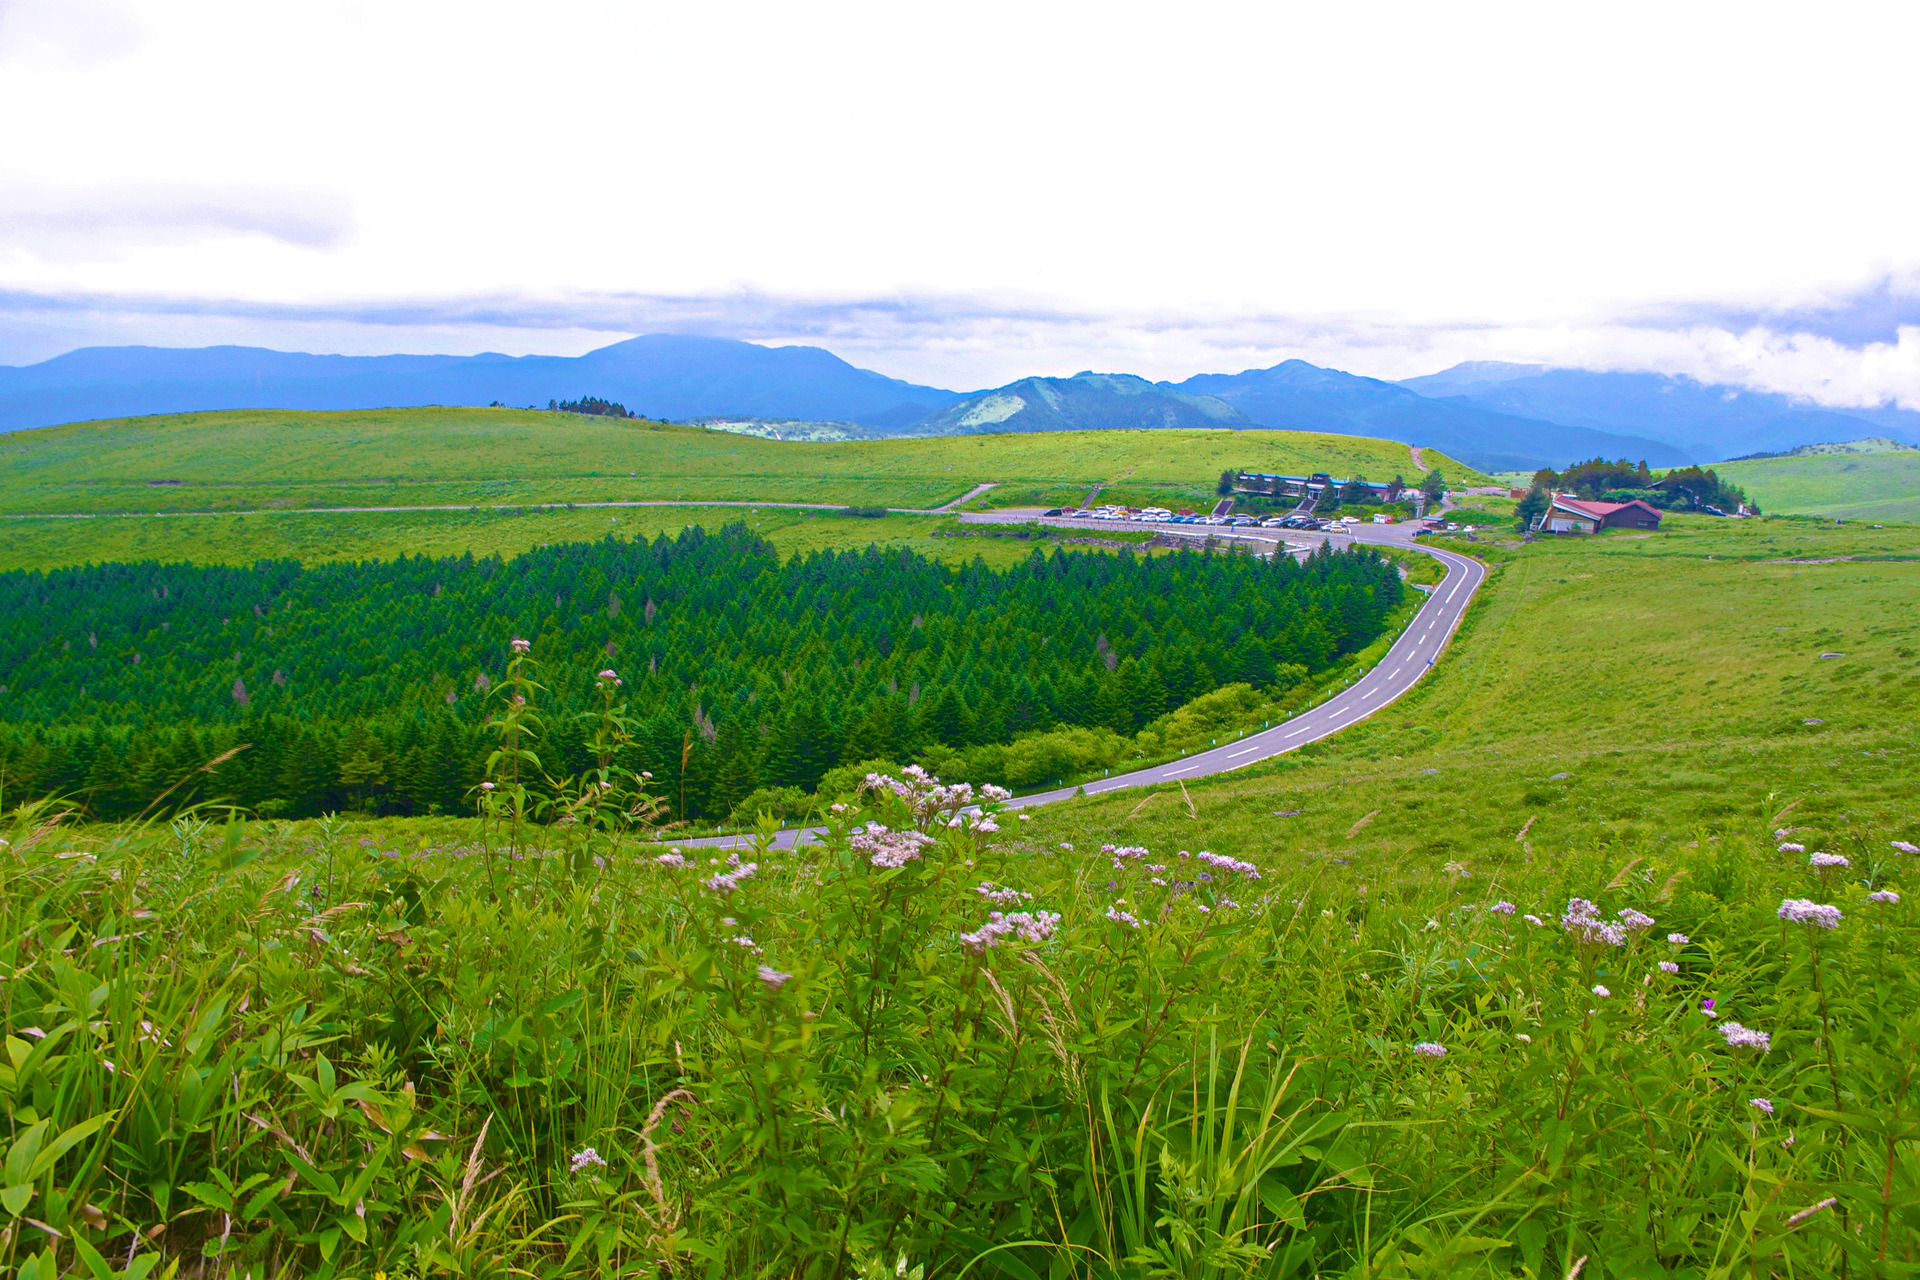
[[674, 520, 1486, 850]]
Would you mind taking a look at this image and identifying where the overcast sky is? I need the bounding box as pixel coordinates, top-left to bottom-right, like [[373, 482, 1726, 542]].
[[2, 0, 1916, 402]]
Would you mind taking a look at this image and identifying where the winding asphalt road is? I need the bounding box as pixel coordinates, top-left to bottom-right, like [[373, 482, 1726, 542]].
[[674, 522, 1486, 850]]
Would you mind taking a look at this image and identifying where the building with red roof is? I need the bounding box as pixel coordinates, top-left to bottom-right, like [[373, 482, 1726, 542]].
[[1534, 494, 1663, 534]]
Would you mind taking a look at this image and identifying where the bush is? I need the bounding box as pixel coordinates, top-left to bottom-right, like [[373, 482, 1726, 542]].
[[726, 785, 813, 824]]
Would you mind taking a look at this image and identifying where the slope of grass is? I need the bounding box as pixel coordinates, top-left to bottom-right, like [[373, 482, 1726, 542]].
[[1714, 449, 1920, 522], [5, 519, 1917, 1276], [0, 405, 1486, 516], [0, 505, 1074, 573]]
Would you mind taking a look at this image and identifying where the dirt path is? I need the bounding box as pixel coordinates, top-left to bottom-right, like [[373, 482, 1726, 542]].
[[1409, 445, 1427, 473]]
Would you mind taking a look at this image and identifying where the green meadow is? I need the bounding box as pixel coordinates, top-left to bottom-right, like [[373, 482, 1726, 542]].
[[5, 511, 1917, 1277], [1714, 449, 1920, 523], [0, 407, 1484, 518]]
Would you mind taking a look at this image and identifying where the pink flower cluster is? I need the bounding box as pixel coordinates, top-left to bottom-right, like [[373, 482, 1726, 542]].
[[1808, 852, 1849, 868], [1490, 901, 1516, 915], [960, 910, 1062, 952], [510, 637, 531, 654], [703, 853, 758, 894], [1893, 841, 1919, 855], [596, 668, 622, 686], [975, 881, 1033, 905], [1778, 842, 1806, 853], [1105, 906, 1141, 929], [861, 765, 1008, 826], [1719, 1022, 1772, 1053], [1777, 898, 1843, 929], [1868, 889, 1900, 904], [1192, 850, 1261, 878], [852, 823, 937, 869], [757, 964, 793, 990], [1411, 1042, 1447, 1058], [1561, 898, 1629, 947], [655, 852, 687, 868], [1617, 907, 1656, 933]]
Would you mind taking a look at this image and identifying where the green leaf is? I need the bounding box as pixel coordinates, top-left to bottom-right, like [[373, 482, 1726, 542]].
[[1, 1183, 31, 1216]]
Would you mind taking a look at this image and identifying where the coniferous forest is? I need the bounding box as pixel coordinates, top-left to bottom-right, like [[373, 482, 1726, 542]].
[[0, 524, 1404, 820]]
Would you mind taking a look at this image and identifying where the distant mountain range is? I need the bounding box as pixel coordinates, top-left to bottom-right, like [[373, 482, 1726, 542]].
[[1167, 360, 1688, 472], [5, 337, 1913, 472], [0, 335, 962, 434], [1399, 362, 1920, 462]]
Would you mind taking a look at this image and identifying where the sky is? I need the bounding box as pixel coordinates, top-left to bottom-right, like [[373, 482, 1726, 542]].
[[3, 0, 1918, 403]]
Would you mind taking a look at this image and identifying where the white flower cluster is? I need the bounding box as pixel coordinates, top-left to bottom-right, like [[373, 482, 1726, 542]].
[[959, 909, 1062, 952], [852, 823, 937, 869]]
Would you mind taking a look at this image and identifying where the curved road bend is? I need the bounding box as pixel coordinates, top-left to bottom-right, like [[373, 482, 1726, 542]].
[[678, 527, 1487, 850]]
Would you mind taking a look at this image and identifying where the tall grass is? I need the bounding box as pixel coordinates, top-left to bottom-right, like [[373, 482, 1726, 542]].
[[3, 768, 1914, 1277]]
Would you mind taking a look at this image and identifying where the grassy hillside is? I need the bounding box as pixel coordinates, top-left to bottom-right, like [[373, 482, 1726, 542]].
[[0, 405, 1485, 516], [8, 517, 1915, 1275], [0, 504, 1065, 573], [1716, 448, 1920, 522]]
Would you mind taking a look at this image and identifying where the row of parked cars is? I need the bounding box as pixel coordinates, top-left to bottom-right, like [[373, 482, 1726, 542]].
[[1045, 506, 1397, 534]]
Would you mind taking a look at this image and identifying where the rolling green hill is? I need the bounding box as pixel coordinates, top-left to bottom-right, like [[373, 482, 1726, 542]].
[[1716, 444, 1920, 522], [0, 405, 1484, 517]]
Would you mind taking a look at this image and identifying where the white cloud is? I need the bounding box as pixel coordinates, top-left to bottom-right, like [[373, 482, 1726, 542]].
[[0, 0, 1917, 404]]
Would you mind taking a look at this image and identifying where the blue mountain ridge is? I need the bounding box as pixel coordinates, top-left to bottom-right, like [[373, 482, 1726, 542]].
[[1400, 362, 1920, 462], [0, 335, 963, 434], [4, 336, 1900, 470]]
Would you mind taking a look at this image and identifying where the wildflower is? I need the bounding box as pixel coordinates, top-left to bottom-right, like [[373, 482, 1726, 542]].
[[731, 935, 758, 950], [1194, 850, 1261, 878], [1701, 997, 1714, 1013], [1658, 960, 1680, 974], [480, 781, 495, 791], [1777, 898, 1843, 929], [756, 964, 793, 991], [1668, 933, 1690, 945], [1868, 889, 1899, 904], [1515, 1033, 1532, 1043], [1591, 984, 1610, 998], [852, 823, 936, 869], [1749, 1098, 1774, 1115], [654, 852, 686, 868], [1059, 842, 1074, 852], [960, 909, 1062, 951], [703, 861, 758, 894], [976, 818, 1000, 833], [570, 1147, 608, 1173], [830, 802, 848, 813], [510, 637, 531, 653], [1718, 1022, 1772, 1053], [1562, 899, 1627, 947], [1893, 840, 1919, 854], [1778, 842, 1805, 853], [596, 668, 622, 685], [1105, 906, 1141, 929], [979, 785, 1012, 802], [1411, 1042, 1447, 1058], [975, 881, 1033, 905], [1523, 914, 1545, 927], [1490, 901, 1516, 915], [1016, 812, 1032, 822], [1617, 907, 1656, 933], [1808, 852, 1849, 868]]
